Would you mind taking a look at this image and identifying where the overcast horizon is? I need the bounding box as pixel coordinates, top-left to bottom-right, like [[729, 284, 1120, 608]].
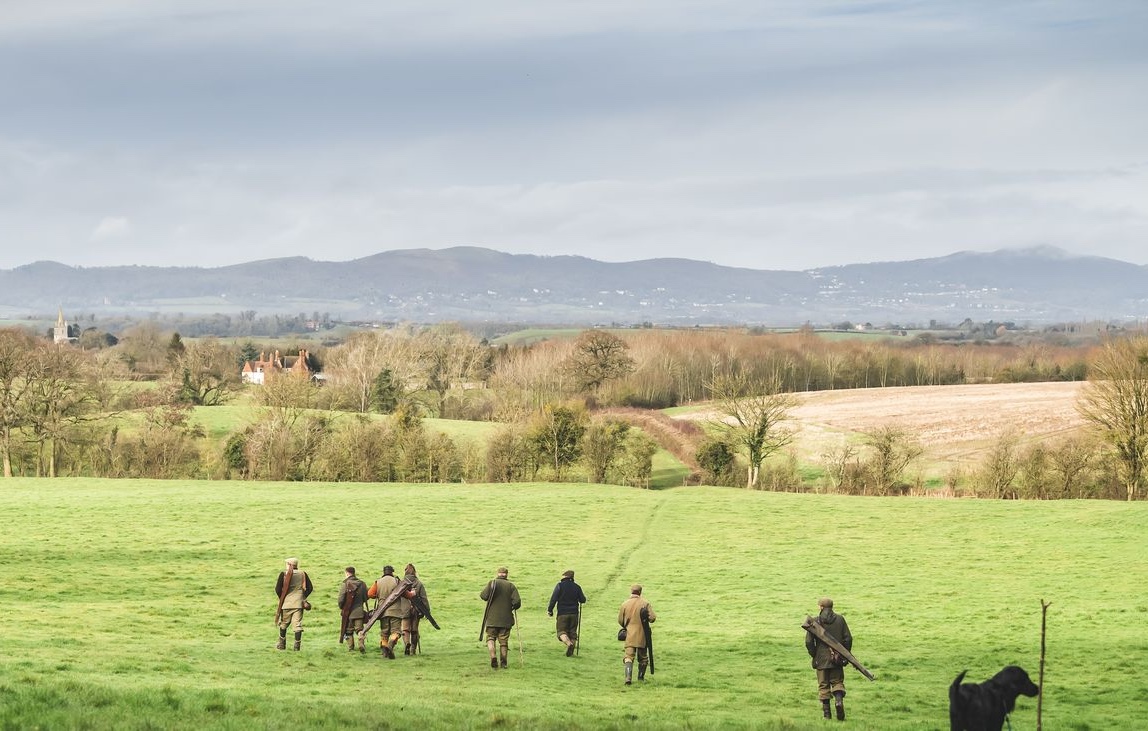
[[2, 1, 1146, 272]]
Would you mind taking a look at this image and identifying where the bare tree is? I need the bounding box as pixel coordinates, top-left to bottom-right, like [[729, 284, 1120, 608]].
[[582, 417, 630, 483], [861, 425, 923, 495], [1047, 435, 1096, 499], [1077, 336, 1148, 501], [324, 331, 418, 413], [22, 344, 101, 477], [171, 338, 239, 406], [527, 402, 588, 480], [708, 373, 796, 489], [564, 330, 635, 393], [976, 429, 1022, 499], [415, 324, 486, 417], [0, 329, 36, 477], [117, 321, 170, 376]]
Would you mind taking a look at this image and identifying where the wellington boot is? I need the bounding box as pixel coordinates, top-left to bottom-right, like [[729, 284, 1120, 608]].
[[822, 700, 832, 719], [624, 661, 633, 686], [833, 691, 845, 721], [638, 663, 647, 681]]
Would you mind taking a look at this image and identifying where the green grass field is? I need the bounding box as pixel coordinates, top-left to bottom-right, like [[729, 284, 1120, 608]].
[[2, 479, 1144, 730]]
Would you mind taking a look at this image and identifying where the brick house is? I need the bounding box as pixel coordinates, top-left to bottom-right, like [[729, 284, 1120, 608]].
[[241, 349, 313, 385]]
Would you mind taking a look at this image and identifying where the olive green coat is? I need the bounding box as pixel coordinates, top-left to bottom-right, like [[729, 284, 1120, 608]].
[[805, 609, 852, 670], [479, 577, 521, 628]]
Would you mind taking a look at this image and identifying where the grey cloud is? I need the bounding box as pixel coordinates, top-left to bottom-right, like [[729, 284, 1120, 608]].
[[1, 1, 1145, 271]]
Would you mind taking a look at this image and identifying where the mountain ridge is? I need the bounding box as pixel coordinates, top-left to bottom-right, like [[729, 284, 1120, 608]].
[[2, 245, 1145, 325]]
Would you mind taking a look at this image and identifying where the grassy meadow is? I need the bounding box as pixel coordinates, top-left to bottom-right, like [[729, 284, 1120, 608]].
[[2, 479, 1145, 730]]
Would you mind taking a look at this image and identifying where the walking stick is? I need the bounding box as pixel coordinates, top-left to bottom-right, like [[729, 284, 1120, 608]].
[[575, 603, 581, 657], [513, 609, 525, 667], [1038, 599, 1051, 731]]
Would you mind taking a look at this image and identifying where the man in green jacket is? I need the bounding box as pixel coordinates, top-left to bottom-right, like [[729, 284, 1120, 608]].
[[618, 584, 656, 685], [479, 566, 521, 669], [805, 597, 853, 721], [337, 566, 368, 653]]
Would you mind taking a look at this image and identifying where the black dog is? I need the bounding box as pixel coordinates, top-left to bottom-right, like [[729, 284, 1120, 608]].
[[950, 666, 1039, 731]]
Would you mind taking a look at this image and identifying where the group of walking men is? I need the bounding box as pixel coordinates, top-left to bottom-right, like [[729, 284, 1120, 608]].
[[272, 558, 659, 686], [274, 558, 854, 718]]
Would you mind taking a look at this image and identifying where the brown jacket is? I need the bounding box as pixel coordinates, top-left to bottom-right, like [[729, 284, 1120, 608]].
[[337, 576, 368, 620], [618, 594, 656, 649]]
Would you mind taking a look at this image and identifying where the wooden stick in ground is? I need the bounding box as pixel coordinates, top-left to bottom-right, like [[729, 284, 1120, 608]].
[[514, 610, 524, 667], [1038, 599, 1051, 731]]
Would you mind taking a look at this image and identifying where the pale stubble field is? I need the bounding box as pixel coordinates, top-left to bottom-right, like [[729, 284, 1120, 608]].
[[675, 381, 1087, 479]]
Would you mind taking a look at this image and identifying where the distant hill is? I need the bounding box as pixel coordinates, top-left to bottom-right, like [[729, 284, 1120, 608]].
[[2, 245, 1146, 325]]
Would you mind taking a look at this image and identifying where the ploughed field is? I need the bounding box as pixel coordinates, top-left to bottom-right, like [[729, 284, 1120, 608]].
[[2, 479, 1143, 730], [675, 381, 1086, 477]]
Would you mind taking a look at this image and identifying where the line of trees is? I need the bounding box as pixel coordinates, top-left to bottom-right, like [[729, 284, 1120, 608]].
[[3, 321, 1147, 499]]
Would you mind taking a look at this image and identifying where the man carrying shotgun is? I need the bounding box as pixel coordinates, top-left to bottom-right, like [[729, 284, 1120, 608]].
[[337, 566, 368, 653], [367, 565, 403, 658], [274, 557, 313, 651], [479, 566, 521, 669], [618, 584, 656, 685], [400, 563, 430, 655], [804, 597, 854, 721], [547, 569, 586, 657]]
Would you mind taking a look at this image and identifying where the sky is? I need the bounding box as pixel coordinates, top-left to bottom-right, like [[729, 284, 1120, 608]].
[[1, 0, 1146, 272]]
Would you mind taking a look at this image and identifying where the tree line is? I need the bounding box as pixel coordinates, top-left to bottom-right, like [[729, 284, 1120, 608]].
[[1, 322, 1146, 499]]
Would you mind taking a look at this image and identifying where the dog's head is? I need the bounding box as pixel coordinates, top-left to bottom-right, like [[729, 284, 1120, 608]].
[[995, 665, 1039, 698]]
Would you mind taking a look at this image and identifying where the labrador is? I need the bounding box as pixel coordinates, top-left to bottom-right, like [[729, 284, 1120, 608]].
[[950, 665, 1039, 731]]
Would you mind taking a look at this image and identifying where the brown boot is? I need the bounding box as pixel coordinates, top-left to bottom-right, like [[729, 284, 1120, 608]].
[[499, 648, 508, 669], [276, 629, 287, 650]]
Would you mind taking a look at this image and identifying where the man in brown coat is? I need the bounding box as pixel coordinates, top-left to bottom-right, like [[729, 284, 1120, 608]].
[[479, 566, 521, 669], [274, 557, 314, 651], [805, 597, 853, 721], [337, 566, 368, 653], [618, 584, 656, 685], [400, 563, 430, 655], [367, 565, 403, 658]]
